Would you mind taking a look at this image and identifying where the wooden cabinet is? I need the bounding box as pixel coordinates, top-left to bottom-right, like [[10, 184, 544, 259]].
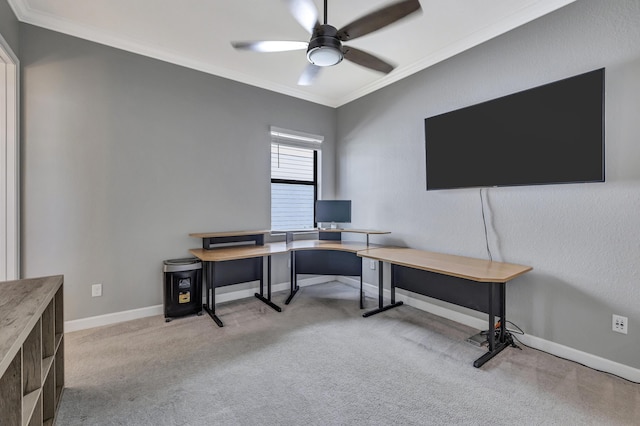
[[0, 276, 64, 426]]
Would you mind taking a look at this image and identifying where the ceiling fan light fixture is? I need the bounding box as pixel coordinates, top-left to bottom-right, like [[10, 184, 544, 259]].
[[231, 0, 423, 84], [307, 45, 343, 66]]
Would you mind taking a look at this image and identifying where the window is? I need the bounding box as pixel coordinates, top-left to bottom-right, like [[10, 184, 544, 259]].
[[270, 127, 323, 230]]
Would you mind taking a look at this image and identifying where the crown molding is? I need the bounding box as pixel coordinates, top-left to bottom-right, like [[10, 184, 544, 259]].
[[9, 0, 338, 106], [8, 0, 577, 109], [6, 0, 29, 21], [336, 0, 577, 107]]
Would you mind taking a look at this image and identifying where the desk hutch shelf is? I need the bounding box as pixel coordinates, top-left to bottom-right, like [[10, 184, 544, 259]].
[[0, 275, 64, 426]]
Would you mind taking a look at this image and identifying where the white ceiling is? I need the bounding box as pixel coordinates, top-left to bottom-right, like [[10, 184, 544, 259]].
[[9, 0, 576, 107]]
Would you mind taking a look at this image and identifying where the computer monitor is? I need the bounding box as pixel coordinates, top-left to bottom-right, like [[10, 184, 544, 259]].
[[315, 200, 351, 228]]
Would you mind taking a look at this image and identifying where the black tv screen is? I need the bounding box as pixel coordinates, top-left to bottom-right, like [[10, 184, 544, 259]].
[[425, 68, 605, 190], [316, 200, 351, 223]]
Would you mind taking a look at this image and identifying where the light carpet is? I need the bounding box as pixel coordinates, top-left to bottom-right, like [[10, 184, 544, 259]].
[[56, 282, 640, 425]]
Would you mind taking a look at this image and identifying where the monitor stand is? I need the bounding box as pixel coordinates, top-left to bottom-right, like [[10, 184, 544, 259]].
[[319, 223, 342, 231]]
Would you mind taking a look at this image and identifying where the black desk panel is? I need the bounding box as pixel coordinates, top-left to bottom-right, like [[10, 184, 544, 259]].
[[393, 265, 501, 314], [211, 257, 262, 288], [294, 250, 362, 277]]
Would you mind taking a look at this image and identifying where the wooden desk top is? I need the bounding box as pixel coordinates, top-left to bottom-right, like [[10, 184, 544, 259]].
[[190, 240, 388, 261], [316, 228, 390, 235], [0, 276, 63, 376], [189, 242, 289, 262], [288, 240, 382, 253], [358, 247, 532, 283], [189, 230, 270, 239]]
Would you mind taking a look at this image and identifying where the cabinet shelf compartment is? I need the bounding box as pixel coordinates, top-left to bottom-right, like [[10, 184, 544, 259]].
[[0, 351, 22, 425], [54, 287, 64, 338], [42, 356, 54, 382], [23, 321, 42, 397], [42, 301, 55, 359], [55, 338, 65, 407], [22, 389, 42, 426], [42, 364, 55, 424]]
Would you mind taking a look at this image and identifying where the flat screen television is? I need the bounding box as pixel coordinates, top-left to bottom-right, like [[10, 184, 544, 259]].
[[424, 68, 605, 190], [316, 200, 351, 226]]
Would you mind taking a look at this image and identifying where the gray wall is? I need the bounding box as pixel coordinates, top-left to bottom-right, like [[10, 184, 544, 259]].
[[336, 0, 640, 369], [0, 0, 19, 55], [20, 24, 336, 321]]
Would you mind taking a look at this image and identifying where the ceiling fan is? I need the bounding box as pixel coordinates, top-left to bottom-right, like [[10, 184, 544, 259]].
[[231, 0, 422, 85]]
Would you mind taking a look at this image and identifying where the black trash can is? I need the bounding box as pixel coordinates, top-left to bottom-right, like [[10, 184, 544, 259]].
[[163, 258, 203, 322]]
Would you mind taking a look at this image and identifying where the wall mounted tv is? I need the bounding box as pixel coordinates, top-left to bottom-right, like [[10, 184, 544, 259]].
[[424, 68, 605, 190]]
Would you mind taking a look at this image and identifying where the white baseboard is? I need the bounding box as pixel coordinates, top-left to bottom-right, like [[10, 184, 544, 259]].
[[64, 276, 335, 333], [338, 277, 640, 383], [65, 304, 164, 333]]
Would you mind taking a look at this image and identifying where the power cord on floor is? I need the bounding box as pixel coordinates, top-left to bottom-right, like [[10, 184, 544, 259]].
[[479, 324, 522, 350], [479, 319, 639, 384]]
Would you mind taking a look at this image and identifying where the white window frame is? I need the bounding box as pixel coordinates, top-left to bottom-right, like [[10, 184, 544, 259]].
[[270, 126, 323, 231], [0, 34, 19, 281]]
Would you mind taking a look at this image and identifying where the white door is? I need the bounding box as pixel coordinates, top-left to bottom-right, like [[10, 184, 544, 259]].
[[0, 34, 19, 281]]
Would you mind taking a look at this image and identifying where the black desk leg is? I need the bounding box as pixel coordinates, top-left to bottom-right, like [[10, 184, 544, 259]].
[[473, 282, 512, 368], [285, 251, 299, 305], [202, 262, 224, 328], [363, 261, 403, 317], [499, 282, 507, 343], [254, 255, 282, 312], [268, 255, 272, 300], [203, 261, 210, 312], [379, 261, 383, 307], [259, 263, 264, 296], [359, 272, 364, 309]]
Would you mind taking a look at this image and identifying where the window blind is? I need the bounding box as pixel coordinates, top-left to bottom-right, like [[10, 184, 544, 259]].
[[270, 126, 324, 150]]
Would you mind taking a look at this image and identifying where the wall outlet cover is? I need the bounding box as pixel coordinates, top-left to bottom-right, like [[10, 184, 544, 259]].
[[92, 283, 103, 297], [612, 314, 628, 334]]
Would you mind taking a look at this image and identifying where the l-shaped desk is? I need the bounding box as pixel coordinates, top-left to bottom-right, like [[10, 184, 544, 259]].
[[189, 229, 532, 367]]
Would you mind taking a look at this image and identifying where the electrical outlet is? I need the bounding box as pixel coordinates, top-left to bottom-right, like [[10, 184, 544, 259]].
[[369, 260, 376, 270], [612, 314, 628, 334], [92, 283, 103, 297]]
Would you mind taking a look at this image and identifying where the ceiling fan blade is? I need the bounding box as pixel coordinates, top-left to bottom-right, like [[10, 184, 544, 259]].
[[342, 46, 395, 74], [284, 0, 320, 34], [336, 0, 421, 41], [231, 41, 308, 53], [298, 64, 322, 85]]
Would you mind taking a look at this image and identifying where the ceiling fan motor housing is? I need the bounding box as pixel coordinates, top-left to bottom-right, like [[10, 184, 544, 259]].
[[306, 24, 344, 66]]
